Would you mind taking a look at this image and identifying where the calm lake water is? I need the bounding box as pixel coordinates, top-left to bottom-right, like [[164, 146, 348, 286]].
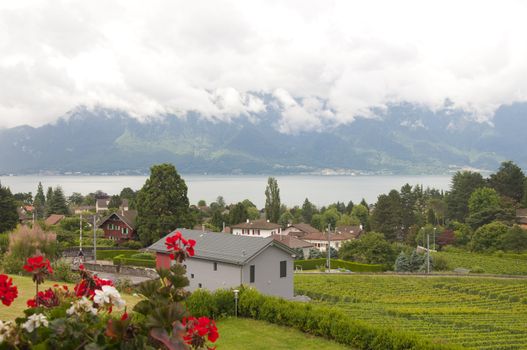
[[0, 175, 452, 207]]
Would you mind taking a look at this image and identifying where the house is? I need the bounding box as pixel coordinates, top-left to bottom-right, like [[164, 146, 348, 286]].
[[17, 207, 31, 225], [95, 198, 110, 213], [302, 231, 355, 252], [97, 210, 138, 241], [45, 214, 65, 226], [335, 225, 364, 239], [147, 229, 296, 299], [271, 234, 314, 259], [282, 223, 321, 238], [516, 209, 527, 230], [231, 219, 282, 237]]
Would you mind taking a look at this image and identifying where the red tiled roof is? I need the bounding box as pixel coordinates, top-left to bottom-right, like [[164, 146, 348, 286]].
[[231, 219, 281, 230], [271, 235, 314, 249], [45, 214, 65, 226]]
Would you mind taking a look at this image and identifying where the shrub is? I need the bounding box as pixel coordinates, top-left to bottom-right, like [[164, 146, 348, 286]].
[[113, 255, 156, 268], [186, 288, 218, 318], [471, 266, 485, 273], [432, 255, 449, 271], [50, 259, 80, 283], [121, 240, 143, 249], [96, 250, 138, 260], [130, 252, 155, 260]]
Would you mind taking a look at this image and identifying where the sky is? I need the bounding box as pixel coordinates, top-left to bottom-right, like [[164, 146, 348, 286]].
[[1, 0, 526, 131]]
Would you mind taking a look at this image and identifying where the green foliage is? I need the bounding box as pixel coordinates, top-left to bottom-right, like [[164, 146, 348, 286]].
[[96, 249, 139, 260], [351, 204, 368, 226], [50, 259, 80, 283], [6, 226, 59, 274], [445, 171, 486, 222], [466, 187, 502, 229], [48, 186, 69, 215], [370, 190, 403, 241], [339, 232, 396, 267], [229, 202, 248, 225], [121, 240, 143, 249], [394, 250, 427, 272], [470, 221, 509, 252], [0, 233, 9, 254], [135, 163, 193, 245], [499, 225, 527, 253], [113, 254, 156, 268], [294, 258, 384, 272], [488, 161, 525, 202], [278, 211, 294, 229], [450, 221, 472, 246], [0, 182, 18, 234], [264, 177, 281, 223], [108, 194, 122, 209], [301, 198, 314, 224], [130, 252, 155, 260], [33, 182, 46, 219]]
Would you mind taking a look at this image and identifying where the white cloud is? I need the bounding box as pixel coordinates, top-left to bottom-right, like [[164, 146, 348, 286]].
[[1, 0, 527, 130]]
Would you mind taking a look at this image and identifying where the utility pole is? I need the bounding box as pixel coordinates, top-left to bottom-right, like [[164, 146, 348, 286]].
[[79, 213, 83, 253], [433, 227, 436, 251], [327, 224, 331, 273], [93, 215, 97, 263], [426, 231, 430, 274]]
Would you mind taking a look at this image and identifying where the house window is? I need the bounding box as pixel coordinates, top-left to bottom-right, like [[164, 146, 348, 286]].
[[191, 274, 194, 279], [198, 283, 202, 288], [213, 262, 217, 271], [250, 265, 255, 283], [280, 261, 287, 278], [256, 229, 260, 236], [122, 227, 128, 235]]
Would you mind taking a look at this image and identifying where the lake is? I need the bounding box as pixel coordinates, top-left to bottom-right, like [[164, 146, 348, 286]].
[[0, 175, 452, 207]]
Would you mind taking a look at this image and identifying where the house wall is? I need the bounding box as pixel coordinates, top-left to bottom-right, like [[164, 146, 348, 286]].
[[182, 258, 242, 292], [306, 239, 349, 252], [156, 253, 172, 269], [232, 228, 280, 238], [241, 246, 294, 299]]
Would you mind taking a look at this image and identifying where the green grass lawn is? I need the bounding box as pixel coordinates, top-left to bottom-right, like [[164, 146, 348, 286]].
[[215, 318, 351, 349], [0, 275, 141, 320]]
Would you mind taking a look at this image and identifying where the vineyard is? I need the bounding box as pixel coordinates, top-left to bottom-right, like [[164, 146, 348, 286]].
[[295, 274, 527, 349], [433, 251, 527, 275]]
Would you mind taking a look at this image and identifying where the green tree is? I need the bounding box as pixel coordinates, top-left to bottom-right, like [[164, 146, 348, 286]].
[[278, 211, 294, 229], [470, 221, 509, 252], [339, 232, 396, 266], [197, 199, 207, 207], [136, 163, 193, 245], [345, 200, 354, 214], [466, 187, 501, 229], [44, 187, 54, 217], [351, 204, 369, 227], [370, 190, 403, 241], [229, 202, 248, 225], [50, 186, 69, 215], [310, 213, 324, 231], [210, 210, 226, 231], [0, 183, 18, 233], [488, 161, 525, 203], [108, 195, 122, 209], [33, 182, 46, 219], [264, 177, 281, 223], [246, 206, 260, 220], [450, 221, 472, 246], [400, 184, 417, 235], [500, 225, 527, 253], [301, 198, 314, 224], [241, 199, 256, 209], [445, 171, 486, 222], [322, 207, 341, 230], [68, 192, 84, 206], [336, 214, 359, 227]]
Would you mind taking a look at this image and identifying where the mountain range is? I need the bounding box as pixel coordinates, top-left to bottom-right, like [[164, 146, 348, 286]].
[[1, 102, 527, 175]]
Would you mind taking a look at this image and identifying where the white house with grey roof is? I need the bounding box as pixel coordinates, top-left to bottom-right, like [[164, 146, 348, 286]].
[[146, 229, 295, 299]]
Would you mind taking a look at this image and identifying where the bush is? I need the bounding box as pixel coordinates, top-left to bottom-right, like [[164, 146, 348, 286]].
[[294, 259, 384, 272], [471, 266, 485, 273], [50, 259, 80, 283], [96, 250, 138, 260], [113, 254, 156, 268], [432, 255, 449, 271], [114, 278, 134, 294], [121, 240, 143, 249], [130, 252, 155, 260]]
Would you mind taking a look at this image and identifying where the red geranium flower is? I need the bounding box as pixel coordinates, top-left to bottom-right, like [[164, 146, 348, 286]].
[[165, 231, 196, 262], [23, 255, 53, 285], [182, 316, 219, 348], [0, 274, 18, 307]]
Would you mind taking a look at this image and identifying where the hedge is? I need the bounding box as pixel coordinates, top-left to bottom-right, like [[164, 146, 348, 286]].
[[294, 258, 384, 272], [186, 287, 460, 350], [96, 250, 139, 260], [113, 254, 156, 268]]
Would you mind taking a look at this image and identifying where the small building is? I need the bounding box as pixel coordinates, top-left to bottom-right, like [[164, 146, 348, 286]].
[[97, 210, 138, 241], [282, 223, 322, 239], [271, 234, 314, 259], [45, 214, 65, 226], [147, 229, 295, 299], [231, 219, 282, 237], [303, 231, 355, 252], [95, 198, 110, 213], [17, 207, 31, 225], [335, 225, 363, 239], [74, 205, 96, 214], [516, 209, 527, 230]]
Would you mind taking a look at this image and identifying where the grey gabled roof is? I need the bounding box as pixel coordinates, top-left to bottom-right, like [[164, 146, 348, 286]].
[[146, 228, 296, 265]]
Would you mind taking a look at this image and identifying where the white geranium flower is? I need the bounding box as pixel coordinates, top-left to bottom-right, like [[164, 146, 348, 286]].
[[67, 297, 97, 316], [0, 320, 17, 343], [22, 313, 48, 333], [93, 285, 126, 310]]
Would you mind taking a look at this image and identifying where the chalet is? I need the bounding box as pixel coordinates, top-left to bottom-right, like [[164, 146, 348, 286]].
[[95, 198, 110, 213], [147, 229, 295, 299], [303, 231, 355, 252], [231, 219, 281, 237], [45, 214, 65, 226], [282, 223, 321, 238], [271, 234, 313, 258], [98, 210, 138, 241]]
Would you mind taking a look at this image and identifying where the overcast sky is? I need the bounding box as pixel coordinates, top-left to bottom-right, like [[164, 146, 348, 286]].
[[1, 0, 526, 131]]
